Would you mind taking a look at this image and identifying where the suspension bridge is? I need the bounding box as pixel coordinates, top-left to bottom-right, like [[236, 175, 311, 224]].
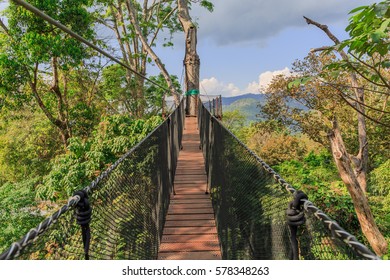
[[0, 97, 379, 260], [0, 1, 381, 261]]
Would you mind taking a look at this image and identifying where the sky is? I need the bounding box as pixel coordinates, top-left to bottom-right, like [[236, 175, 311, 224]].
[[0, 0, 379, 97], [153, 0, 378, 97]]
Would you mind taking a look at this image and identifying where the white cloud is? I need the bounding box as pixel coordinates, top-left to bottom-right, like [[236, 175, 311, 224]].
[[200, 77, 242, 97], [201, 67, 291, 96], [246, 67, 291, 93]]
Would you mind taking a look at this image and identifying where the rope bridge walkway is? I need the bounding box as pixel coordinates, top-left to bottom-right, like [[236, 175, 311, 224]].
[[158, 117, 221, 260], [0, 97, 379, 260]]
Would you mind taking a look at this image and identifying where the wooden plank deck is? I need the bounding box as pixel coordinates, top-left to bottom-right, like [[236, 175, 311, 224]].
[[158, 117, 221, 260]]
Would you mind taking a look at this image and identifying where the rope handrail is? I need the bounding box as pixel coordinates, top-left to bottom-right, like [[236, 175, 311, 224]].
[[199, 100, 380, 260]]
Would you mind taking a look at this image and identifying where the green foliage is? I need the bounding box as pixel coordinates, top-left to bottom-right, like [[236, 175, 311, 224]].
[[200, 0, 214, 12], [99, 64, 132, 112], [144, 73, 181, 115], [36, 114, 163, 200], [342, 1, 390, 57], [0, 178, 45, 253], [6, 0, 94, 67], [369, 159, 390, 196], [274, 150, 361, 236], [244, 121, 307, 166], [369, 192, 390, 258], [222, 110, 246, 133], [0, 110, 61, 184]]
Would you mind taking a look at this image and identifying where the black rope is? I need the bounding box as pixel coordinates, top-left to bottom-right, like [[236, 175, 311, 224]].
[[74, 190, 92, 260], [286, 190, 308, 260]]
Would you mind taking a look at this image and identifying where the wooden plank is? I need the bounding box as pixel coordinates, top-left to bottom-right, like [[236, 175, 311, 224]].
[[169, 203, 212, 210], [164, 220, 216, 227], [158, 251, 221, 260], [159, 241, 220, 252], [165, 214, 215, 221], [161, 234, 219, 243], [167, 207, 214, 215], [175, 174, 207, 178], [171, 194, 209, 199], [174, 190, 207, 194], [175, 170, 206, 175], [170, 199, 210, 204], [174, 183, 207, 186], [163, 226, 217, 235]]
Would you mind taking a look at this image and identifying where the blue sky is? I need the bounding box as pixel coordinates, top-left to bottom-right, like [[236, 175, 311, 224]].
[[1, 0, 379, 96], [154, 0, 378, 96]]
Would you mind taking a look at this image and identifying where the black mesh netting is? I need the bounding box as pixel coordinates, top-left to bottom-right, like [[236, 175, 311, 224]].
[[198, 100, 378, 260], [1, 100, 184, 260]]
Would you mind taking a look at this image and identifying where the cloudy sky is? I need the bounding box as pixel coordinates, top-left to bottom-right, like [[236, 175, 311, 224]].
[[1, 1, 378, 97], [155, 0, 378, 96]]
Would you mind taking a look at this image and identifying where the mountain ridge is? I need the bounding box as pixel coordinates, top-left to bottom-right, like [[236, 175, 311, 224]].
[[222, 93, 265, 123], [222, 93, 266, 106]]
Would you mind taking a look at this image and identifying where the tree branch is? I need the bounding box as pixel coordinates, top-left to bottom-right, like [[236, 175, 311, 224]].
[[125, 0, 180, 101], [349, 52, 390, 89], [304, 16, 341, 45], [310, 46, 332, 53], [0, 18, 10, 35]]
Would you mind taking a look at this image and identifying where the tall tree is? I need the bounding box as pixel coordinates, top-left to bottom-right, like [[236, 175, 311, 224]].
[[264, 51, 388, 256], [178, 0, 200, 116], [96, 0, 182, 116], [0, 0, 95, 147], [283, 2, 390, 255]]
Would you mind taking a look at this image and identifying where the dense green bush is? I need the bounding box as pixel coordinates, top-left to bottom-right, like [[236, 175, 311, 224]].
[[0, 113, 163, 254], [0, 178, 46, 252], [369, 159, 390, 196], [274, 150, 361, 237], [36, 114, 163, 200]]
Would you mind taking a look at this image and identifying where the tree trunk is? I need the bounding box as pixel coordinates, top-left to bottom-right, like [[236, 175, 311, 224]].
[[304, 16, 369, 192], [328, 120, 387, 256], [28, 64, 70, 148], [178, 0, 200, 116]]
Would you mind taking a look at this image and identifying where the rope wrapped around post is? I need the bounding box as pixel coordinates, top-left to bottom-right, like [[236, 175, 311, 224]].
[[74, 190, 92, 260], [286, 190, 308, 260]]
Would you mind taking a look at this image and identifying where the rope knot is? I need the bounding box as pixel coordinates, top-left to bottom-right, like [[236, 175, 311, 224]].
[[74, 190, 92, 226], [286, 190, 308, 226], [286, 190, 308, 260], [73, 190, 92, 260]]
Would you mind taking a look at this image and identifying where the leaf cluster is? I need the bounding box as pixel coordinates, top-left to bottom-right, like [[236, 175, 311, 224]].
[[342, 1, 390, 57], [35, 114, 163, 200]]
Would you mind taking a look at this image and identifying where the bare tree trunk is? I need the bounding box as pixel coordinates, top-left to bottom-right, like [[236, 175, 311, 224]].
[[305, 16, 387, 256], [305, 17, 369, 192], [126, 0, 181, 106], [329, 120, 387, 255], [178, 0, 200, 116]]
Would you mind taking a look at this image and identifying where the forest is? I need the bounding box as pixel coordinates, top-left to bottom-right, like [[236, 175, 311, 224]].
[[0, 0, 389, 259]]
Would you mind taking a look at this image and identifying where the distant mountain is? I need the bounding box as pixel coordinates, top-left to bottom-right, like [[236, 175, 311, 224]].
[[222, 93, 266, 106], [221, 93, 306, 124], [222, 94, 266, 123]]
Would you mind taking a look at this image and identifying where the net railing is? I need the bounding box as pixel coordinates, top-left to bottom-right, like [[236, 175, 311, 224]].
[[0, 99, 185, 260], [198, 99, 379, 260]]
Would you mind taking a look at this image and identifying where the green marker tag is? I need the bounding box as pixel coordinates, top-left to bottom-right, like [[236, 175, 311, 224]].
[[185, 89, 200, 96]]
